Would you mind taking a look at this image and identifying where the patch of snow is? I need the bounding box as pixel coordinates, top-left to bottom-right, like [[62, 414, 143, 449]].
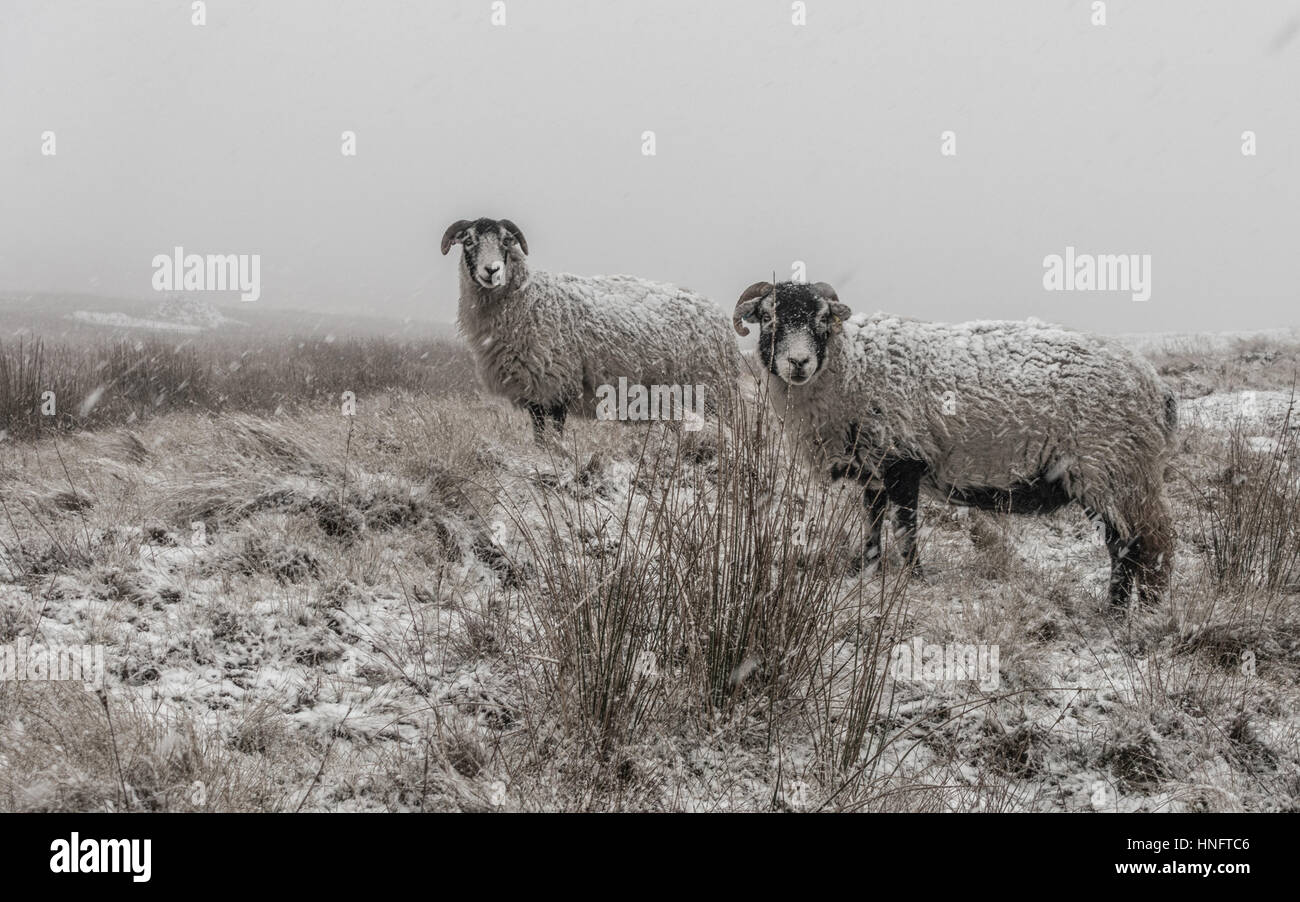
[[155, 295, 246, 329], [67, 296, 248, 333], [1178, 390, 1297, 429], [1116, 327, 1300, 354], [69, 310, 202, 333]]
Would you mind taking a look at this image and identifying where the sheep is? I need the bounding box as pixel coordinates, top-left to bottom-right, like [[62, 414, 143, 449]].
[[442, 217, 741, 441], [733, 279, 1178, 606]]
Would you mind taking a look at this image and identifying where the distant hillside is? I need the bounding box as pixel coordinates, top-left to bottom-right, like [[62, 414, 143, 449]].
[[1116, 327, 1300, 354], [0, 291, 461, 344]]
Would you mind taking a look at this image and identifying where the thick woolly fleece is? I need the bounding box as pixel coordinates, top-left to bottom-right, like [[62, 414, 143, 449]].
[[768, 312, 1178, 547], [457, 263, 741, 417]]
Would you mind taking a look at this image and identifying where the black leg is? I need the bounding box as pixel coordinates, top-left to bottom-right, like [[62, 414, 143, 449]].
[[884, 460, 926, 572], [549, 400, 568, 436], [524, 401, 548, 443], [861, 483, 888, 569], [893, 503, 919, 569], [1103, 520, 1138, 606], [831, 455, 886, 572]]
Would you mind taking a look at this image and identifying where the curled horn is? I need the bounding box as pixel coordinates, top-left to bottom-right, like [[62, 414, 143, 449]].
[[811, 281, 838, 301], [440, 220, 473, 256], [812, 281, 851, 326], [733, 281, 773, 336], [499, 219, 529, 255]]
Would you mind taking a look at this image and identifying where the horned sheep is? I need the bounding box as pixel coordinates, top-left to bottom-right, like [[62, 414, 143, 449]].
[[733, 279, 1178, 606], [443, 217, 741, 440]]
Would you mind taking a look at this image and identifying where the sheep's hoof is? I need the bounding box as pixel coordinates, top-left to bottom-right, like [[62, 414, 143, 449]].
[[1109, 592, 1158, 613], [846, 548, 883, 576], [536, 434, 574, 462], [846, 558, 927, 583], [1107, 583, 1136, 609]]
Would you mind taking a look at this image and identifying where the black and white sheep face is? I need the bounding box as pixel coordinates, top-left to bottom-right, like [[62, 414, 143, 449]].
[[440, 217, 529, 290], [733, 281, 851, 386]]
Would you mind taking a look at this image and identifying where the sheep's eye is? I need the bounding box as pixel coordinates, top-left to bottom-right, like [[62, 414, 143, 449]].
[[461, 234, 476, 247], [502, 234, 515, 246], [762, 311, 775, 324]]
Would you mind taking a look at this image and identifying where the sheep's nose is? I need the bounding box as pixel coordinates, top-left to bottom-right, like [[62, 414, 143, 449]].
[[485, 262, 503, 273], [788, 354, 811, 370]]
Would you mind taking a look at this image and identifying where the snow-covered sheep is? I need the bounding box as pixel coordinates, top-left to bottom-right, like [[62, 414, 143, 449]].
[[733, 280, 1178, 606], [442, 217, 741, 440]]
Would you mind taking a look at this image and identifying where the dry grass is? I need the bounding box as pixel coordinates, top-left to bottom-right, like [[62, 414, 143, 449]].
[[1, 334, 1298, 811], [1146, 333, 1300, 399], [0, 334, 475, 438], [1187, 399, 1300, 595]]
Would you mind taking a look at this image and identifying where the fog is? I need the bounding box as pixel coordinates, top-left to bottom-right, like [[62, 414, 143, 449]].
[[2, 0, 1297, 332]]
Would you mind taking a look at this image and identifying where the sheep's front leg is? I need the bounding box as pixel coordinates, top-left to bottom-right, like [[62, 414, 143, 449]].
[[548, 400, 568, 436], [831, 453, 888, 573], [884, 460, 926, 575], [524, 399, 570, 443], [524, 401, 549, 443], [859, 482, 888, 571]]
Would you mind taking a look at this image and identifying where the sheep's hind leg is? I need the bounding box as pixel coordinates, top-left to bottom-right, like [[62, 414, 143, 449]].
[[1135, 516, 1174, 607], [1124, 495, 1174, 607], [1102, 520, 1139, 607]]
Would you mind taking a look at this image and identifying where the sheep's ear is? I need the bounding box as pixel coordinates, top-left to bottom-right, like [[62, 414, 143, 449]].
[[733, 281, 772, 336], [441, 220, 473, 256], [500, 219, 529, 255], [813, 282, 851, 331]]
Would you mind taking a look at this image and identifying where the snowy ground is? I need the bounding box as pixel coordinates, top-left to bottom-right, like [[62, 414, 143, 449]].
[[1, 354, 1297, 812]]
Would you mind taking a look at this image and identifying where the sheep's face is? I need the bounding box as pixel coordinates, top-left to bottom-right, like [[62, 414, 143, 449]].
[[734, 281, 851, 386], [440, 217, 529, 290]]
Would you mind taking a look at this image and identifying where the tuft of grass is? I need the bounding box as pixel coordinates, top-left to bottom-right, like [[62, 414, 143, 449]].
[[508, 377, 912, 809], [1189, 394, 1300, 596]]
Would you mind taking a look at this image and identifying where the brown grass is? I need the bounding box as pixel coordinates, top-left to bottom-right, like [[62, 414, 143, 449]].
[[0, 334, 476, 438], [1, 333, 1299, 812]]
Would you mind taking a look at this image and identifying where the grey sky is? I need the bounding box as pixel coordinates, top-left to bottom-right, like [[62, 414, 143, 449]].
[[1, 0, 1297, 333]]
